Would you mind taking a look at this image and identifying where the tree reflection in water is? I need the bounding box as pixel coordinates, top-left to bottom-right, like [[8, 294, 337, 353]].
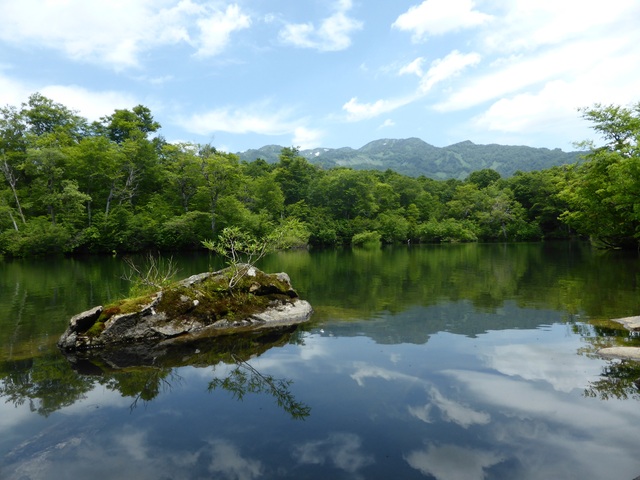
[[584, 359, 640, 401], [209, 353, 311, 420], [0, 326, 310, 419]]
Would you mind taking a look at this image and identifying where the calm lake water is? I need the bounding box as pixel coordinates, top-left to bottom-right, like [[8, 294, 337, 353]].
[[2, 242, 640, 479]]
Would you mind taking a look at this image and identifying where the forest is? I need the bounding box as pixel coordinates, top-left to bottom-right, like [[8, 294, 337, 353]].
[[1, 93, 639, 257]]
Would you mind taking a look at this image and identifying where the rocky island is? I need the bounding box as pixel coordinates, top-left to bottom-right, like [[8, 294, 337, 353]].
[[598, 315, 640, 360], [58, 265, 313, 354]]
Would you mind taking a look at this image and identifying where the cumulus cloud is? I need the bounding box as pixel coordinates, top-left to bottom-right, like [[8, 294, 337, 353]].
[[279, 0, 362, 51], [0, 0, 251, 69], [393, 0, 492, 40]]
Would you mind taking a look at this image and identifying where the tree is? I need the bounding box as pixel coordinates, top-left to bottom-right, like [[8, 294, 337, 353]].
[[202, 222, 299, 289], [273, 147, 318, 205], [98, 105, 160, 144], [198, 147, 240, 234], [467, 168, 501, 189], [160, 142, 202, 213], [21, 92, 87, 141], [560, 103, 640, 248], [309, 168, 378, 220], [509, 168, 570, 238]]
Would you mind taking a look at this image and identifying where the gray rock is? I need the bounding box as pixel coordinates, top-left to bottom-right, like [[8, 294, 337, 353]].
[[597, 347, 640, 361], [57, 266, 312, 352], [611, 316, 640, 331], [595, 316, 640, 360]]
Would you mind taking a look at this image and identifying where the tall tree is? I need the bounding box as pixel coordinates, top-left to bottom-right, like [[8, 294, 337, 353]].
[[274, 147, 318, 205], [198, 146, 240, 234], [560, 103, 640, 248]]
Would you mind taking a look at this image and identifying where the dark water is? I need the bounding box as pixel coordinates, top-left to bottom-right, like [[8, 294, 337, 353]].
[[2, 243, 640, 479]]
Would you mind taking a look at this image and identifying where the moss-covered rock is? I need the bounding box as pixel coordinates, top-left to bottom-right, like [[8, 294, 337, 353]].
[[58, 265, 312, 352]]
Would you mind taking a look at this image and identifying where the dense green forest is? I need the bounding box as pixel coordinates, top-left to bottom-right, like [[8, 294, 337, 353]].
[[0, 94, 639, 256]]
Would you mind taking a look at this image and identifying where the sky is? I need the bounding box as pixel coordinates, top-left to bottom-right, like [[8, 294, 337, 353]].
[[1, 0, 639, 153]]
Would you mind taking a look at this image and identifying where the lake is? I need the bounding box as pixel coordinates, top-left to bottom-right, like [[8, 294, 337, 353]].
[[1, 242, 640, 479]]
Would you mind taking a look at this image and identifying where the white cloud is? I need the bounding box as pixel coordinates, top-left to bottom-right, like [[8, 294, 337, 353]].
[[379, 119, 395, 129], [180, 104, 296, 136], [279, 0, 362, 51], [194, 4, 251, 58], [342, 50, 479, 122], [393, 0, 492, 40], [426, 0, 640, 146], [0, 1, 250, 70], [434, 35, 629, 113], [0, 75, 140, 122], [0, 73, 31, 107], [293, 126, 324, 149], [399, 57, 426, 77], [39, 85, 140, 121], [179, 102, 320, 147], [342, 96, 415, 122], [420, 50, 481, 93], [482, 0, 639, 53]]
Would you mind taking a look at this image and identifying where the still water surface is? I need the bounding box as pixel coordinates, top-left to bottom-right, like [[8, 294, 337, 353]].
[[1, 242, 640, 479]]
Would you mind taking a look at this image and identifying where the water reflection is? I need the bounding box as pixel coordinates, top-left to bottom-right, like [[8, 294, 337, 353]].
[[1, 327, 311, 419], [3, 244, 640, 478], [209, 354, 311, 420]]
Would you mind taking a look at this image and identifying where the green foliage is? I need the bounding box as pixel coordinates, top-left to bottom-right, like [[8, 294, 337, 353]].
[[467, 168, 501, 188], [560, 103, 640, 248], [4, 93, 639, 255], [0, 217, 74, 256], [375, 212, 409, 243], [202, 224, 294, 289], [418, 218, 478, 243], [351, 230, 381, 247], [157, 211, 211, 250]]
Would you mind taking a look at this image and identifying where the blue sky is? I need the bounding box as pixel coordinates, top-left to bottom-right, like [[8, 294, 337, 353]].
[[1, 0, 638, 153]]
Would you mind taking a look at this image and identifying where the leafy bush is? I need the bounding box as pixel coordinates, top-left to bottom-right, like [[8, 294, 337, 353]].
[[351, 230, 381, 246], [0, 217, 74, 256], [418, 218, 478, 243], [157, 211, 211, 250]]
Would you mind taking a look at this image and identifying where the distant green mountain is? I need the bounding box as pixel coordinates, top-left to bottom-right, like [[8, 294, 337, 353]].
[[236, 138, 582, 179]]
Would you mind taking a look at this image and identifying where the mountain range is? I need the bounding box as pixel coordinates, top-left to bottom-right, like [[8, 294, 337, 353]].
[[236, 137, 582, 179]]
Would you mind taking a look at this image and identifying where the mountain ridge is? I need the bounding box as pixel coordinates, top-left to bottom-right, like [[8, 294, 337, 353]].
[[236, 137, 581, 179]]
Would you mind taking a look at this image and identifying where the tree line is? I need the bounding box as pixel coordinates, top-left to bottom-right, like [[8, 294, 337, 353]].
[[0, 93, 638, 256]]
